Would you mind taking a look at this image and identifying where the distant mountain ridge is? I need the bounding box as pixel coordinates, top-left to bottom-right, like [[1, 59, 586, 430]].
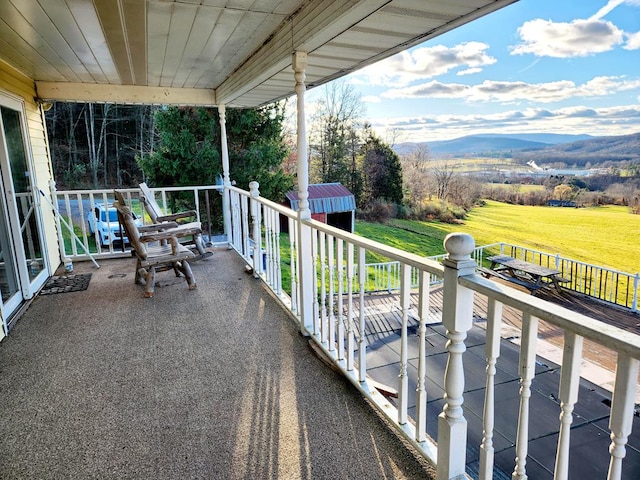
[[394, 132, 639, 164]]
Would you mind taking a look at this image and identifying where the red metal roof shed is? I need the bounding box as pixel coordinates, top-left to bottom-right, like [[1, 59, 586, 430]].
[[285, 183, 355, 233]]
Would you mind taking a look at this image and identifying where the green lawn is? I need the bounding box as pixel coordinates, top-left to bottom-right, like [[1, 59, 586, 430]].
[[358, 201, 640, 274]]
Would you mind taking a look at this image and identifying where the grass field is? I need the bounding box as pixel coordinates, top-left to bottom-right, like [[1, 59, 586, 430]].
[[357, 201, 640, 274]]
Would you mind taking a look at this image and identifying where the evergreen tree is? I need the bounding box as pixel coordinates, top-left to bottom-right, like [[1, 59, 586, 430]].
[[137, 104, 293, 201], [360, 131, 403, 206]]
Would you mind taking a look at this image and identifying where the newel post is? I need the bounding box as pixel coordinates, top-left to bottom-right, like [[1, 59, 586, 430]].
[[437, 233, 476, 480], [249, 181, 261, 278], [293, 51, 313, 335]]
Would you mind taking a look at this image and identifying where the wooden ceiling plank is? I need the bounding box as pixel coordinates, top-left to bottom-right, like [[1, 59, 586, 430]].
[[190, 7, 245, 88], [171, 6, 223, 88], [121, 0, 147, 86], [160, 2, 199, 87], [338, 30, 413, 49], [357, 13, 442, 35], [36, 0, 110, 83], [147, 1, 173, 86], [0, 18, 72, 82], [66, 0, 121, 83], [0, 37, 66, 84], [0, 1, 83, 82], [8, 0, 96, 82], [216, 0, 391, 104], [193, 11, 277, 88], [93, 0, 133, 84]]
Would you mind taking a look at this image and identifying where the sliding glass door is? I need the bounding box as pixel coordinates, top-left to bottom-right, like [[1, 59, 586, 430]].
[[0, 94, 48, 331]]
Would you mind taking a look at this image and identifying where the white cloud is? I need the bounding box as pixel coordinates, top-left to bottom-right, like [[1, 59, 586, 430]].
[[362, 95, 381, 103], [381, 76, 640, 104], [370, 105, 640, 142], [354, 42, 496, 87], [590, 0, 626, 20], [625, 31, 640, 49], [457, 67, 482, 76], [510, 18, 624, 58]]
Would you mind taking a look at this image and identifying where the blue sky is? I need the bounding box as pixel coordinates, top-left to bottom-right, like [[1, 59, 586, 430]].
[[340, 0, 640, 142]]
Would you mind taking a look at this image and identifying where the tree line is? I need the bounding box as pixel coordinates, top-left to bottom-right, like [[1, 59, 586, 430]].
[[44, 84, 404, 213], [47, 90, 637, 224]]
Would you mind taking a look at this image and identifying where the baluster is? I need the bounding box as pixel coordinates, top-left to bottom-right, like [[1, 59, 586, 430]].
[[231, 190, 240, 250], [337, 239, 345, 361], [607, 354, 640, 480], [240, 194, 249, 258], [273, 208, 282, 295], [479, 298, 503, 480], [320, 231, 328, 345], [268, 207, 274, 281], [358, 246, 366, 382], [311, 229, 319, 336], [346, 242, 355, 371], [192, 189, 200, 221], [415, 269, 430, 443], [632, 273, 639, 313], [288, 217, 298, 316], [398, 263, 411, 424], [264, 205, 272, 283], [327, 234, 336, 352], [554, 331, 583, 480], [437, 233, 476, 479], [512, 313, 539, 480]]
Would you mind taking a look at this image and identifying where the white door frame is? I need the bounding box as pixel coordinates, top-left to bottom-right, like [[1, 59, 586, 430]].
[[0, 91, 49, 329]]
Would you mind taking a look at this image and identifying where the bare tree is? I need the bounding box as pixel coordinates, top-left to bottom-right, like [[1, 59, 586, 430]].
[[308, 80, 364, 185], [430, 162, 457, 207]]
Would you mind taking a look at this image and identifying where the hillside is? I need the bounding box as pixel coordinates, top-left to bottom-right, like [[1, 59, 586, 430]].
[[416, 136, 548, 155], [515, 132, 640, 166], [395, 132, 639, 165]]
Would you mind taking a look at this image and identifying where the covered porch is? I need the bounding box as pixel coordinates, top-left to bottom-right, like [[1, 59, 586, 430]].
[[1, 1, 640, 478]]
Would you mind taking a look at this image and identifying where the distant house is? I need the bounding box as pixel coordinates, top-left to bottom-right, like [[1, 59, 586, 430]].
[[547, 200, 576, 207], [285, 183, 356, 233]]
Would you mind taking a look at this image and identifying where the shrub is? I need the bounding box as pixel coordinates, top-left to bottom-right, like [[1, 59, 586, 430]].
[[358, 199, 393, 223]]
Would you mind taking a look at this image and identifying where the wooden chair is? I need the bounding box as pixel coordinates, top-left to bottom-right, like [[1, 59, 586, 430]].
[[113, 197, 196, 298], [138, 182, 211, 259]]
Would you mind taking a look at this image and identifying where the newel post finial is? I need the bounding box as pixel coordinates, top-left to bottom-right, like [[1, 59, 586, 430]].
[[443, 232, 475, 266], [437, 232, 476, 479], [249, 181, 260, 197]]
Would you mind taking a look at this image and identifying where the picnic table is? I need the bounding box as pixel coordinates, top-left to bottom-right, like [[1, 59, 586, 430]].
[[478, 255, 569, 294]]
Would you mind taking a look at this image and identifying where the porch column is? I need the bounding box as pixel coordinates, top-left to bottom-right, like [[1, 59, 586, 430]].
[[293, 51, 313, 335], [437, 233, 476, 480], [218, 104, 232, 247]]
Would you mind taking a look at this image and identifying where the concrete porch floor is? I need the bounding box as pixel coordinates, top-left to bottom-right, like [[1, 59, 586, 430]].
[[0, 250, 435, 479]]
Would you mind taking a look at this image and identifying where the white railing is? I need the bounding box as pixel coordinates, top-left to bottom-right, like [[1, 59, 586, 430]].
[[50, 183, 223, 262], [486, 243, 640, 312], [229, 183, 640, 480], [360, 243, 640, 313]]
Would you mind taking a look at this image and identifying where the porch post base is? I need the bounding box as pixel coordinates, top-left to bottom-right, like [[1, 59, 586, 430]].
[[437, 412, 468, 480]]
